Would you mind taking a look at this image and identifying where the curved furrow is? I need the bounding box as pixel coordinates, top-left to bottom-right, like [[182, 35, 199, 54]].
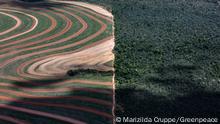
[[0, 104, 86, 124], [0, 7, 89, 68], [0, 9, 51, 47], [0, 10, 57, 52], [30, 39, 114, 75], [21, 37, 114, 78], [0, 115, 29, 124], [0, 8, 72, 58], [0, 7, 84, 56], [23, 4, 114, 74], [0, 6, 109, 68], [14, 35, 112, 80], [0, 12, 22, 36], [0, 9, 38, 42], [0, 32, 109, 81]]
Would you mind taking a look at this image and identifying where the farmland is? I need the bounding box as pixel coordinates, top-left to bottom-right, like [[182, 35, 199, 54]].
[[0, 0, 114, 124]]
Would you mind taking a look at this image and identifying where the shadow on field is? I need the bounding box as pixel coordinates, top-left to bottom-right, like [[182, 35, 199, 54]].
[[2, 85, 113, 124], [1, 69, 113, 124], [12, 78, 66, 88], [1, 90, 113, 124]]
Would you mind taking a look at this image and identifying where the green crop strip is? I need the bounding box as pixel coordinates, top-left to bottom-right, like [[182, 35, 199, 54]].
[[0, 13, 17, 33], [0, 10, 34, 41]]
